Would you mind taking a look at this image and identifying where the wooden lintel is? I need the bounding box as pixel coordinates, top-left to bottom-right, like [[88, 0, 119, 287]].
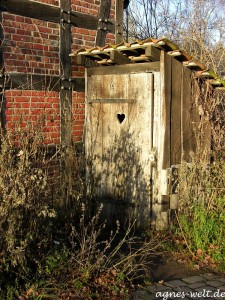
[[110, 50, 131, 65], [87, 61, 160, 76], [145, 45, 160, 61]]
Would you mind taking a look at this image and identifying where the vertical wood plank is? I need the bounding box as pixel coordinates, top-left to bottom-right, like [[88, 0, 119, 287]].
[[95, 0, 111, 47], [171, 58, 182, 165], [161, 51, 171, 169], [182, 66, 194, 162], [115, 0, 123, 43]]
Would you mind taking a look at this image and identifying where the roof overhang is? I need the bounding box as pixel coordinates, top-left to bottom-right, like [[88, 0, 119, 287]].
[[70, 38, 225, 89]]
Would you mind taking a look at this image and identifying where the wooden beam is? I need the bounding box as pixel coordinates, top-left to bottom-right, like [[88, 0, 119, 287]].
[[0, 0, 59, 23], [60, 0, 72, 208], [60, 0, 72, 147], [75, 54, 98, 68], [181, 66, 194, 162], [0, 0, 100, 30], [0, 7, 5, 131], [110, 50, 131, 64], [69, 11, 98, 30], [87, 61, 160, 76], [0, 73, 84, 92], [4, 73, 60, 91], [95, 0, 112, 47], [145, 46, 160, 62], [115, 0, 123, 43]]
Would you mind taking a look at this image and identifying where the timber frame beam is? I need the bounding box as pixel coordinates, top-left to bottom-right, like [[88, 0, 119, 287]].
[[0, 73, 85, 92], [0, 0, 114, 32]]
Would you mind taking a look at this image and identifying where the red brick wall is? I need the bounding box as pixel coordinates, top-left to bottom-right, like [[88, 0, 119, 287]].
[[3, 13, 60, 75], [5, 90, 60, 144], [2, 0, 115, 144]]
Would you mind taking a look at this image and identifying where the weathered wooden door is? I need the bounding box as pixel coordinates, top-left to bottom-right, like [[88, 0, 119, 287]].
[[86, 69, 156, 226]]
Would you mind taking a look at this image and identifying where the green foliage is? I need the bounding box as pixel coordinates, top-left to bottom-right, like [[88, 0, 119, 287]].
[[175, 86, 225, 271], [177, 198, 225, 269]]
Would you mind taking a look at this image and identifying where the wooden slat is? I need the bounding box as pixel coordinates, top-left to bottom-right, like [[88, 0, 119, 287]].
[[145, 45, 160, 62], [88, 98, 135, 103], [110, 50, 131, 64], [171, 57, 182, 165], [95, 0, 111, 47], [161, 52, 171, 169], [181, 66, 194, 162], [87, 61, 160, 76]]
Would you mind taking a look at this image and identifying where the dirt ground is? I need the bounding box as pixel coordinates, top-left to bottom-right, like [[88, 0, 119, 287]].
[[150, 256, 205, 282]]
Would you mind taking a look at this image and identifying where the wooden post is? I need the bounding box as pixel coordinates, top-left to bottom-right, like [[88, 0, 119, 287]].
[[0, 8, 5, 131], [60, 0, 72, 208], [115, 0, 123, 43], [95, 0, 111, 47]]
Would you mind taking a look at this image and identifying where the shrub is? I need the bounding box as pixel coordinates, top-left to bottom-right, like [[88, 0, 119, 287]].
[[0, 124, 162, 299], [175, 86, 225, 271]]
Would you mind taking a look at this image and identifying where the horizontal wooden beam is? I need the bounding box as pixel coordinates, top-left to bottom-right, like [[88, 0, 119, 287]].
[[75, 54, 98, 68], [87, 61, 160, 76], [88, 98, 135, 103], [145, 45, 160, 61], [0, 0, 101, 30], [110, 50, 131, 64], [0, 73, 85, 92], [0, 0, 59, 23], [3, 73, 60, 91]]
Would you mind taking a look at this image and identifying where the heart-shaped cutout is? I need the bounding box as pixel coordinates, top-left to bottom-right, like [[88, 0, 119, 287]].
[[117, 113, 125, 124]]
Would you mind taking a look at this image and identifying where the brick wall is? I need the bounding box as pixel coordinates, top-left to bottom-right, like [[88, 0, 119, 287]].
[[5, 90, 60, 144], [1, 0, 116, 144], [3, 13, 60, 75]]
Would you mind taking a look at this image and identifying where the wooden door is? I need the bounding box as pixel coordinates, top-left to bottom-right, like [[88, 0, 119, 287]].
[[86, 72, 154, 226]]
